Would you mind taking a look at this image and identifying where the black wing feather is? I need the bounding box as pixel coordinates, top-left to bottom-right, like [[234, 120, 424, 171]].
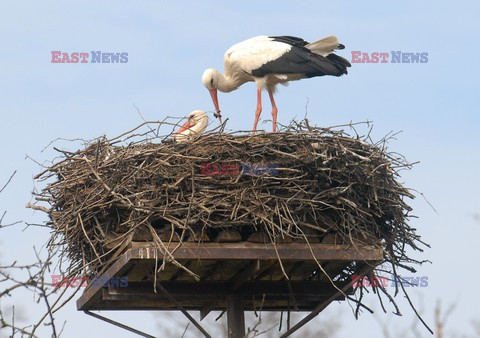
[[270, 36, 309, 47], [251, 44, 350, 78]]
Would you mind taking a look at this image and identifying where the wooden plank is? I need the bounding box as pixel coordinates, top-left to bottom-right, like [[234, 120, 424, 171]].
[[106, 280, 353, 297], [129, 242, 384, 261], [77, 242, 383, 311], [83, 299, 345, 311], [88, 290, 346, 311], [76, 250, 134, 310]]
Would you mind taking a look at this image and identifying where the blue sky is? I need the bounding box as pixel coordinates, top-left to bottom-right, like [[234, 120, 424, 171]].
[[1, 0, 479, 337]]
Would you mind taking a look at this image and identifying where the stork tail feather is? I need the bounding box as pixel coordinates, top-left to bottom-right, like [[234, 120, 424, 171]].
[[327, 53, 352, 72], [306, 36, 344, 56]]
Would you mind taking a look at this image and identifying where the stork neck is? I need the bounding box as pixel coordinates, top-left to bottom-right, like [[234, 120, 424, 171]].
[[189, 123, 203, 134], [216, 71, 241, 93], [182, 116, 208, 136]]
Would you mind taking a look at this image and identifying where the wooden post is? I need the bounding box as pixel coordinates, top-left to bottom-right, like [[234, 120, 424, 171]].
[[226, 295, 245, 338]]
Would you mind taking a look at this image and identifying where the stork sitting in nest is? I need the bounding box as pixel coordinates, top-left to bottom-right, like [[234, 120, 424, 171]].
[[174, 110, 209, 143]]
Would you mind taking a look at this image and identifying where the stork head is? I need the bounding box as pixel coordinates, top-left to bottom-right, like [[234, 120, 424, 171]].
[[202, 68, 221, 120], [174, 110, 209, 143], [202, 68, 219, 90]]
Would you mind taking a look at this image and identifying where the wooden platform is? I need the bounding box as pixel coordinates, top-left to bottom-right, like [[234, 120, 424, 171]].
[[77, 242, 383, 313]]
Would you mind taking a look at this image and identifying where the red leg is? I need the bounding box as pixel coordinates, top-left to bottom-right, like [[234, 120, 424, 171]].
[[252, 87, 262, 132], [267, 87, 278, 132]]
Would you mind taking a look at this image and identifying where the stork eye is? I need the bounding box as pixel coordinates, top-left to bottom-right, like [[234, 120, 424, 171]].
[[210, 79, 214, 86]]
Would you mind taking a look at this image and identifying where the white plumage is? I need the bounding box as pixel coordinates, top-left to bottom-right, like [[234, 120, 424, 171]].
[[174, 110, 209, 143], [225, 36, 294, 75], [202, 35, 350, 132]]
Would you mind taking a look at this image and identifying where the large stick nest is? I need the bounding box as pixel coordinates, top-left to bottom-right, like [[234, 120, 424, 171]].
[[31, 120, 425, 282]]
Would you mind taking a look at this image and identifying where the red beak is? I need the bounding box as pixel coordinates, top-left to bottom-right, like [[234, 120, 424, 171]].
[[175, 120, 192, 134], [208, 88, 222, 123]]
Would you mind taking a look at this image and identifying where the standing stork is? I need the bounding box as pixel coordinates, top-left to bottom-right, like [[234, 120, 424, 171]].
[[202, 35, 351, 132], [174, 110, 209, 143]]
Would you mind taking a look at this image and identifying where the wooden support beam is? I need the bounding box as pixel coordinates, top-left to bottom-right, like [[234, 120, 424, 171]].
[[84, 310, 155, 338], [155, 281, 212, 338], [227, 295, 245, 338], [200, 301, 218, 320], [201, 260, 260, 320], [279, 263, 378, 338]]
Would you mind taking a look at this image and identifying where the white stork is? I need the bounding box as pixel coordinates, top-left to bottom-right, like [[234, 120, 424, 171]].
[[202, 35, 351, 132], [174, 110, 209, 143]]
